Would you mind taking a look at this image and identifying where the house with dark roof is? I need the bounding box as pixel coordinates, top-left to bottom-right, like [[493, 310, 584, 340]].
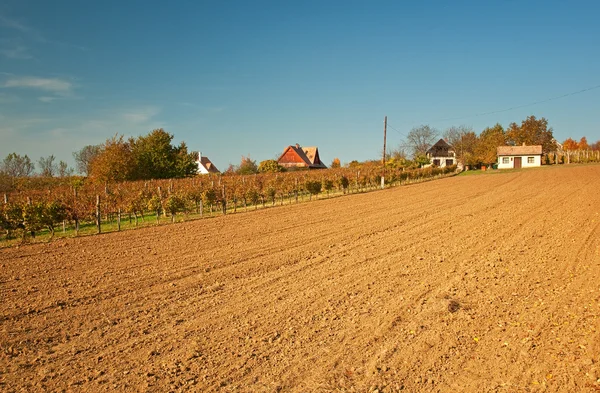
[[426, 139, 456, 167], [497, 144, 542, 169], [277, 144, 327, 169], [195, 153, 220, 174]]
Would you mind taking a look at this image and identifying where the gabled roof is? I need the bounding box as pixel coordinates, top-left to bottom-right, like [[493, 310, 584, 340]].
[[428, 139, 452, 150], [198, 156, 220, 173], [277, 144, 327, 169], [497, 145, 543, 156]]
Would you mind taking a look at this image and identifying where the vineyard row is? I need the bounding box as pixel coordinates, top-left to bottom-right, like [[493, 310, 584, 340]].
[[1, 165, 457, 243]]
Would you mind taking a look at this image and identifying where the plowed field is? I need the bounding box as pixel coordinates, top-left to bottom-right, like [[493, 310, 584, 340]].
[[2, 165, 600, 392]]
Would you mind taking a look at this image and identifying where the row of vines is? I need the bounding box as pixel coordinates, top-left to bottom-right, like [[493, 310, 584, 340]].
[[0, 165, 457, 244]]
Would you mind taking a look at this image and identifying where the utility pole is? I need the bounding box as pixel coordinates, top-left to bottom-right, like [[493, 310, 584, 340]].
[[382, 115, 387, 189]]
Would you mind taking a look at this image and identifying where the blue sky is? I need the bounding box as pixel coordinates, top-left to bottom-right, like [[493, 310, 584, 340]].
[[1, 0, 599, 172]]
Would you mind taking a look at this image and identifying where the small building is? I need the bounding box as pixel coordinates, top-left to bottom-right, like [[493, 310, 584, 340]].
[[277, 144, 327, 169], [195, 153, 220, 174], [497, 145, 542, 169], [426, 139, 456, 167]]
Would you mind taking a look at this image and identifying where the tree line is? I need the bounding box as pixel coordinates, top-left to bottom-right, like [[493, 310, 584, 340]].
[[390, 115, 600, 168], [2, 115, 599, 188]]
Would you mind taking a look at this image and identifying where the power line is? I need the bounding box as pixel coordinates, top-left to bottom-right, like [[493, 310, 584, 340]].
[[431, 83, 600, 123]]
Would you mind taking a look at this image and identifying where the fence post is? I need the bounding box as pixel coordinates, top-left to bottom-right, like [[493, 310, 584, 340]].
[[96, 195, 101, 234], [222, 185, 227, 215]]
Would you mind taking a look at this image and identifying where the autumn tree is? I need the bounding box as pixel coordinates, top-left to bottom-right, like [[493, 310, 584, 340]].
[[89, 135, 135, 182], [73, 145, 102, 176], [330, 158, 341, 168], [562, 138, 578, 151], [237, 156, 258, 175], [591, 140, 600, 151], [1, 153, 35, 177], [406, 125, 439, 158], [578, 137, 589, 151], [476, 123, 506, 165], [506, 116, 556, 153], [258, 159, 284, 173]]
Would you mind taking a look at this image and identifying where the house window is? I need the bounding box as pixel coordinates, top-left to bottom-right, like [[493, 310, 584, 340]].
[[502, 157, 509, 164], [527, 157, 535, 164]]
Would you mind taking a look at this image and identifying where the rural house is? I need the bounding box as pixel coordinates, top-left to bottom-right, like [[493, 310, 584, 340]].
[[426, 139, 456, 167], [195, 153, 220, 174], [277, 144, 327, 169], [497, 144, 542, 169]]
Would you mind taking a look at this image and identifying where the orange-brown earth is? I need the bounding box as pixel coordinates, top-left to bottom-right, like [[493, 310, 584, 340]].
[[1, 165, 600, 392]]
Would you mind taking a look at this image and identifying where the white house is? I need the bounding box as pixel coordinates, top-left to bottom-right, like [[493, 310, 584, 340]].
[[426, 139, 456, 167], [195, 153, 220, 174], [497, 145, 542, 169]]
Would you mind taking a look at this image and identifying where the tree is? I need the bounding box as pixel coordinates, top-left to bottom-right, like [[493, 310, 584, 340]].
[[73, 145, 101, 176], [406, 125, 438, 158], [579, 137, 589, 151], [562, 138, 578, 151], [1, 153, 35, 177], [129, 129, 197, 179], [506, 116, 556, 154], [330, 158, 341, 168], [58, 161, 73, 177], [305, 180, 322, 200], [89, 135, 135, 182], [443, 125, 475, 164], [173, 141, 199, 177], [38, 155, 57, 177], [237, 156, 258, 175], [476, 124, 506, 165], [591, 140, 600, 151], [258, 159, 284, 173]]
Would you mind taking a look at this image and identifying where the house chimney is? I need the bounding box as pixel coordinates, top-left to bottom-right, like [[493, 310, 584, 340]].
[[295, 143, 300, 149]]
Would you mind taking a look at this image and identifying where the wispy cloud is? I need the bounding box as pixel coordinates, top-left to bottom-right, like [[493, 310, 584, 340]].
[[0, 13, 87, 53], [0, 14, 30, 33], [0, 45, 33, 59], [122, 106, 162, 124], [38, 96, 57, 103], [3, 76, 73, 93]]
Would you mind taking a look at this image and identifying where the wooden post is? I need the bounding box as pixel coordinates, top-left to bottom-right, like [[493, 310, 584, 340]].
[[3, 193, 6, 204], [382, 115, 387, 189], [157, 186, 165, 217], [96, 195, 101, 234], [117, 209, 121, 231], [222, 185, 226, 215]]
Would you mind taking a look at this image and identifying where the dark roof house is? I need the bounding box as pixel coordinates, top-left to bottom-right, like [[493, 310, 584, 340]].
[[195, 153, 220, 174], [426, 139, 456, 167]]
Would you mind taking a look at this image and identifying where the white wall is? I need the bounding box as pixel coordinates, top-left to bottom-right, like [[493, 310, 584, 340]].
[[196, 159, 209, 174], [497, 155, 541, 169]]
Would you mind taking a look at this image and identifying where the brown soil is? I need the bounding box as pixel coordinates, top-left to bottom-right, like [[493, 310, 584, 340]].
[[2, 165, 600, 392]]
